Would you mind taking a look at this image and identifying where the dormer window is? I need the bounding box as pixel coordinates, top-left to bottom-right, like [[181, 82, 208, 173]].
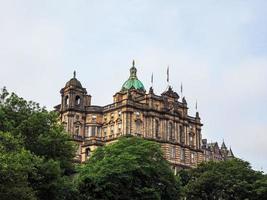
[[75, 95, 81, 105]]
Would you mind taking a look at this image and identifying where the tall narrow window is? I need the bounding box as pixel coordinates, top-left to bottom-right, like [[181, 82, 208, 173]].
[[180, 125, 184, 144], [103, 127, 107, 138], [75, 96, 81, 105], [189, 133, 194, 147], [180, 148, 185, 161], [136, 120, 141, 135], [110, 125, 114, 135], [75, 126, 80, 136], [170, 146, 176, 159], [65, 96, 69, 106], [168, 122, 173, 140], [86, 148, 91, 158], [118, 123, 122, 133], [85, 126, 89, 137], [155, 120, 160, 138], [191, 152, 195, 163]]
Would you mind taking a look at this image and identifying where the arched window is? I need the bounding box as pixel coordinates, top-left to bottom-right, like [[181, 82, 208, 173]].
[[86, 148, 91, 158], [65, 96, 69, 106], [75, 95, 81, 105], [155, 120, 160, 138]]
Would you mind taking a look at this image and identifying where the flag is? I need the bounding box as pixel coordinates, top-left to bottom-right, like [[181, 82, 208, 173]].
[[167, 66, 169, 83], [181, 82, 183, 94], [195, 100, 198, 110], [151, 73, 154, 85]]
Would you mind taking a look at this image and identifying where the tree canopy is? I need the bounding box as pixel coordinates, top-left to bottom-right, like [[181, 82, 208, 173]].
[[1, 87, 266, 200], [78, 136, 181, 200], [179, 158, 267, 200], [0, 88, 77, 200]]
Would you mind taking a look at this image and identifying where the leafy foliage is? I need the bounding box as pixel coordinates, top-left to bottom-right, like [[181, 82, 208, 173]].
[[78, 136, 181, 200], [0, 88, 76, 200], [179, 158, 267, 200]]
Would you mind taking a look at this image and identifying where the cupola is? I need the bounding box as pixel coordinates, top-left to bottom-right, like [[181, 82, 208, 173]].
[[121, 60, 146, 92]]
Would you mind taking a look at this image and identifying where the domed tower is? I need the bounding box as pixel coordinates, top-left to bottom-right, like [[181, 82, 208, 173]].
[[60, 71, 91, 112], [60, 71, 91, 137], [113, 60, 146, 103], [121, 60, 146, 93]]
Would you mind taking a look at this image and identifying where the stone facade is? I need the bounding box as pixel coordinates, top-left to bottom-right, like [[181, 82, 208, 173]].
[[55, 61, 234, 170]]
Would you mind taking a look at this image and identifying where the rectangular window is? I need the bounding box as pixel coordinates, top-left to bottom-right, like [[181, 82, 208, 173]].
[[85, 126, 89, 137], [75, 126, 80, 135], [191, 152, 195, 163], [118, 123, 122, 132], [103, 127, 107, 137], [170, 146, 176, 159], [180, 148, 185, 161]]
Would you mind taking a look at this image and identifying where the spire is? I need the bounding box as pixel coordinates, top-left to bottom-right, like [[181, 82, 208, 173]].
[[221, 140, 227, 150], [73, 70, 76, 78], [228, 147, 234, 157], [130, 60, 137, 79]]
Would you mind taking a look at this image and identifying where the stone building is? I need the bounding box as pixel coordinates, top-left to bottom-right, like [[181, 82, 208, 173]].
[[202, 139, 234, 162], [55, 61, 233, 170]]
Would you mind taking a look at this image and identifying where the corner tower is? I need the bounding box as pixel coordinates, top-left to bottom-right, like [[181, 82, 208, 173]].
[[60, 71, 91, 135], [60, 71, 91, 112]]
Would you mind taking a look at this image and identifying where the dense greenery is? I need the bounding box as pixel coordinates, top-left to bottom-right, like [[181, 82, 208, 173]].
[[78, 136, 181, 200], [179, 159, 267, 200], [1, 87, 266, 200], [0, 88, 77, 200]]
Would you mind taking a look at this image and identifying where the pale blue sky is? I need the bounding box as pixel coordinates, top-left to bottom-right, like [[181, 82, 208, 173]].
[[0, 0, 266, 172]]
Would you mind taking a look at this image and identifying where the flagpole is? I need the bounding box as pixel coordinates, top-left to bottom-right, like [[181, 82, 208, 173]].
[[181, 82, 183, 98], [151, 73, 154, 88], [167, 66, 169, 87]]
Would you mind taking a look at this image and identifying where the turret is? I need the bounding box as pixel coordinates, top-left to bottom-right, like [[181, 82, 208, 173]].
[[60, 71, 91, 112]]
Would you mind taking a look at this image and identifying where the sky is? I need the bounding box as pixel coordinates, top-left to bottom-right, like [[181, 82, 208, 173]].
[[0, 0, 266, 172]]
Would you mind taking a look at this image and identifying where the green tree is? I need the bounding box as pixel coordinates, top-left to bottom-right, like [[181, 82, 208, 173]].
[[78, 136, 181, 200], [179, 158, 267, 200], [0, 88, 77, 200], [0, 131, 38, 200]]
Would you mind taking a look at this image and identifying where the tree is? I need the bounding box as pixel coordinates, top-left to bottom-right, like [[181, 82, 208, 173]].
[[0, 131, 38, 200], [78, 136, 181, 200], [0, 88, 77, 200], [179, 158, 267, 200]]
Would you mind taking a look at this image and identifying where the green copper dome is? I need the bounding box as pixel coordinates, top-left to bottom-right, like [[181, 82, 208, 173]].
[[121, 61, 145, 92]]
